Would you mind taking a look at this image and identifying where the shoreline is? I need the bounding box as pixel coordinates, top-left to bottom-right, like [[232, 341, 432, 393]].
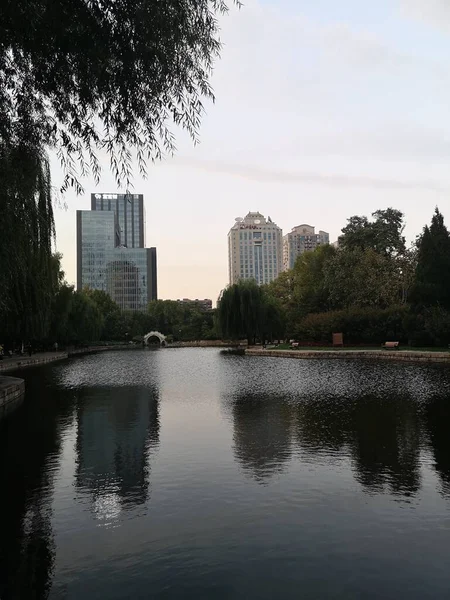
[[166, 340, 246, 348], [245, 348, 450, 363], [0, 345, 130, 419], [0, 345, 133, 374], [0, 376, 25, 418]]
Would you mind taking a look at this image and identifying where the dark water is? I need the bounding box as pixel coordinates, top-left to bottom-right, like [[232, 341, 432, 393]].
[[1, 349, 450, 599]]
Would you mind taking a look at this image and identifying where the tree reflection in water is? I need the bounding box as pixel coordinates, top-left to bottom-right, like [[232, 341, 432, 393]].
[[0, 367, 76, 600], [225, 369, 450, 498], [425, 396, 450, 497], [230, 393, 293, 483]]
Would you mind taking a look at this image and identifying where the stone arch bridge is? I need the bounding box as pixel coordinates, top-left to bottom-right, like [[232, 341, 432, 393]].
[[143, 331, 167, 346]]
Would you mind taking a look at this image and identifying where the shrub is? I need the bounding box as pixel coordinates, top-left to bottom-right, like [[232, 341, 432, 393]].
[[404, 307, 450, 347], [293, 306, 409, 345]]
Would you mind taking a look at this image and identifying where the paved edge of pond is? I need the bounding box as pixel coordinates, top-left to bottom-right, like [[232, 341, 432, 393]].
[[0, 376, 25, 418], [0, 351, 69, 373], [0, 345, 133, 374], [245, 348, 450, 363]]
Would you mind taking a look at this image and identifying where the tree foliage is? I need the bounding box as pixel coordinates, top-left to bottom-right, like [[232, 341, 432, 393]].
[[264, 207, 450, 347], [146, 300, 217, 341], [0, 147, 56, 342], [410, 208, 450, 309], [339, 208, 406, 257], [1, 0, 238, 190], [217, 280, 284, 344], [325, 248, 404, 309]]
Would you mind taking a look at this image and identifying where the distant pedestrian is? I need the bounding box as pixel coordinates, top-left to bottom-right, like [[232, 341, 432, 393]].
[[54, 342, 58, 352], [27, 343, 32, 357]]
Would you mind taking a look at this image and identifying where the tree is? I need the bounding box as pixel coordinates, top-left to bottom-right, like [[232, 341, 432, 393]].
[[371, 208, 406, 257], [49, 284, 75, 344], [84, 289, 122, 340], [217, 280, 283, 344], [0, 148, 56, 343], [290, 245, 336, 318], [67, 292, 103, 344], [1, 0, 238, 191], [324, 248, 404, 309], [339, 208, 406, 257], [338, 215, 373, 252], [410, 208, 450, 309]]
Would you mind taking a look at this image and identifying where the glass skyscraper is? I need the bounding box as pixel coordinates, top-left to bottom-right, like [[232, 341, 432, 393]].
[[77, 194, 157, 310], [91, 193, 145, 248]]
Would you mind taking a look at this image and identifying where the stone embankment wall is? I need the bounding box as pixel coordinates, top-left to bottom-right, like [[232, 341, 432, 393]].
[[245, 348, 450, 364], [168, 340, 247, 348], [0, 376, 25, 418], [0, 345, 131, 374], [0, 352, 68, 372]]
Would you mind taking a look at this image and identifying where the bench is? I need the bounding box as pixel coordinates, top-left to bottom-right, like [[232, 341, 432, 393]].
[[382, 341, 399, 349]]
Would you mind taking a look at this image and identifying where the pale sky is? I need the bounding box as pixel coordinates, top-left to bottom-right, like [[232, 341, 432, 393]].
[[53, 0, 450, 302]]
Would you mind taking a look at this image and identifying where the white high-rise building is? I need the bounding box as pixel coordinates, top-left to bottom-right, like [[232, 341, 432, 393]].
[[228, 212, 283, 285]]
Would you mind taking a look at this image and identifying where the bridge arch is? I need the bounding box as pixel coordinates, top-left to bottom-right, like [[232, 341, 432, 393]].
[[144, 331, 167, 346]]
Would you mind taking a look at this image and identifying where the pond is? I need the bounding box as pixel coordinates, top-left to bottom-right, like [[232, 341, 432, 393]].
[[1, 348, 450, 599]]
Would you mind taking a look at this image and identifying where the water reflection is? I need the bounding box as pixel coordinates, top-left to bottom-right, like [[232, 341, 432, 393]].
[[3, 351, 450, 599], [222, 358, 450, 497], [349, 396, 421, 496], [0, 367, 75, 600], [425, 397, 450, 496], [231, 394, 293, 482], [75, 384, 160, 522]]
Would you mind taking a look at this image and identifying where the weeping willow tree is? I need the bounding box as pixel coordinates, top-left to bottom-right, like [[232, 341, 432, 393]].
[[0, 141, 58, 343], [1, 0, 239, 192], [1, 1, 238, 343], [217, 280, 285, 345]]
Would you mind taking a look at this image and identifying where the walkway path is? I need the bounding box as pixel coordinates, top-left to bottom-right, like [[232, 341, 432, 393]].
[[245, 348, 450, 363], [0, 351, 67, 372]]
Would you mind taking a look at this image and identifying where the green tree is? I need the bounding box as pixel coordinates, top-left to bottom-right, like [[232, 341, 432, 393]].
[[49, 284, 75, 345], [324, 248, 404, 309], [145, 299, 216, 341], [339, 208, 406, 257], [290, 244, 336, 318], [1, 0, 238, 191], [0, 148, 56, 344], [261, 294, 286, 341], [410, 208, 450, 309], [67, 291, 103, 344], [84, 289, 123, 340], [217, 280, 283, 344]]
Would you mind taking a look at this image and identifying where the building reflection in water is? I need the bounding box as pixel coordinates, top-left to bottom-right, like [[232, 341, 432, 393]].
[[74, 384, 160, 523]]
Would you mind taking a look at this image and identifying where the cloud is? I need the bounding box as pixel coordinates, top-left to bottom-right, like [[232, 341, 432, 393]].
[[171, 157, 446, 192], [283, 128, 450, 160], [400, 0, 450, 30]]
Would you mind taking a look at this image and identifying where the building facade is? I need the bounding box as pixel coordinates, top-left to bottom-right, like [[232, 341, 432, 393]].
[[283, 224, 329, 271], [228, 212, 283, 285], [91, 193, 145, 248], [177, 299, 213, 312], [77, 195, 157, 310]]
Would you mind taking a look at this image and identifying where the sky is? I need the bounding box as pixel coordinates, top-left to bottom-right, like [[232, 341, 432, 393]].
[[53, 0, 450, 302]]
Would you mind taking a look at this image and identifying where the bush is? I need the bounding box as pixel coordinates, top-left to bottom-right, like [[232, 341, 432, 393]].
[[293, 306, 409, 344], [404, 307, 450, 347]]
